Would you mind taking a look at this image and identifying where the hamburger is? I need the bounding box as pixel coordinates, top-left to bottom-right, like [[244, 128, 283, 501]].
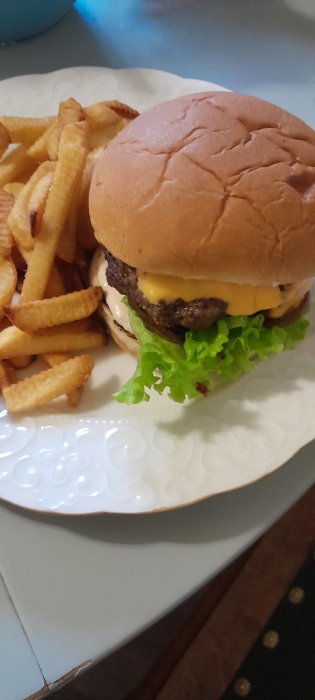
[[89, 92, 315, 403]]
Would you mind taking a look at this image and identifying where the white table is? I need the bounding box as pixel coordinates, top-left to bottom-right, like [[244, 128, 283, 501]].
[[0, 1, 314, 697]]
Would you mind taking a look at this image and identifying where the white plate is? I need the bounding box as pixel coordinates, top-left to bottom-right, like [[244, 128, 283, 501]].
[[0, 66, 314, 515]]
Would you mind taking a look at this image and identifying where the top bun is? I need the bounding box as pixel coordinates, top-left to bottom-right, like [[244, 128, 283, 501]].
[[89, 92, 315, 285]]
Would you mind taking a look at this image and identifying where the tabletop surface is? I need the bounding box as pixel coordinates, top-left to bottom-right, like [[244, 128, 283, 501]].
[[0, 1, 315, 697]]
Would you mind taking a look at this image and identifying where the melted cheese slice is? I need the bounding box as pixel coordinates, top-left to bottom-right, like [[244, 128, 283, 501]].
[[138, 272, 312, 317], [138, 272, 282, 315]]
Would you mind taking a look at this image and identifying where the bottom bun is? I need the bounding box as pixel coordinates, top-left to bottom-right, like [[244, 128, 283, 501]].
[[98, 303, 139, 358]]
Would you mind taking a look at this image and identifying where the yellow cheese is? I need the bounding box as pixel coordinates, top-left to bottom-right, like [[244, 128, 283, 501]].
[[138, 272, 283, 316], [138, 273, 312, 317]]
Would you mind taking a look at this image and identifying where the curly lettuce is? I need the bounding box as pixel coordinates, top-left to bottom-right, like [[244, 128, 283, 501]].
[[113, 306, 309, 404]]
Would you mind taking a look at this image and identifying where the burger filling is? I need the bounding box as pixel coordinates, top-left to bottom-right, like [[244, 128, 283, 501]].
[[103, 248, 310, 341], [92, 248, 311, 404]]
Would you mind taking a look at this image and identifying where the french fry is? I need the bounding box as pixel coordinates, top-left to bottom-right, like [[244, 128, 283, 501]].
[[0, 145, 34, 188], [77, 150, 100, 251], [48, 98, 85, 160], [2, 354, 94, 412], [7, 161, 55, 255], [27, 122, 56, 161], [5, 287, 102, 332], [3, 182, 24, 198], [0, 259, 17, 314], [0, 359, 15, 391], [0, 124, 10, 158], [0, 189, 14, 257], [28, 170, 54, 235], [84, 100, 138, 127], [90, 120, 132, 150], [17, 162, 39, 183], [86, 147, 103, 164], [0, 116, 54, 145], [20, 121, 89, 303], [0, 325, 104, 358], [89, 128, 113, 150], [58, 97, 84, 126], [45, 264, 66, 297], [56, 201, 77, 263], [35, 318, 94, 335], [0, 96, 139, 413], [101, 100, 139, 121], [42, 352, 71, 365], [43, 352, 84, 407], [46, 127, 59, 162], [9, 355, 33, 370], [56, 173, 81, 263], [66, 384, 84, 407], [84, 102, 120, 130], [85, 100, 138, 150]]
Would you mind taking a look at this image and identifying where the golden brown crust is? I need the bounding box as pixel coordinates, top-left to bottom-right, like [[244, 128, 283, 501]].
[[103, 100, 139, 121], [89, 91, 315, 285]]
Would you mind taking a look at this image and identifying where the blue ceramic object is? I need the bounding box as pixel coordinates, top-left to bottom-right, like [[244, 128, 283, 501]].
[[0, 0, 74, 43]]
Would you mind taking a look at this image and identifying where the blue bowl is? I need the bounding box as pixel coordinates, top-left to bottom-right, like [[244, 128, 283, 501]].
[[0, 0, 74, 43]]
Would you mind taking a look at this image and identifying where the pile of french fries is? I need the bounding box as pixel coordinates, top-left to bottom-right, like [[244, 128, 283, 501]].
[[0, 96, 138, 412]]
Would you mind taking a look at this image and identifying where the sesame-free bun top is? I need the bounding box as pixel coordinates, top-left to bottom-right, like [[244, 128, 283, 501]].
[[89, 92, 315, 285]]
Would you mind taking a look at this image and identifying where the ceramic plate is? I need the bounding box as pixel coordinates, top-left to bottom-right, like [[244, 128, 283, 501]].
[[0, 66, 314, 514]]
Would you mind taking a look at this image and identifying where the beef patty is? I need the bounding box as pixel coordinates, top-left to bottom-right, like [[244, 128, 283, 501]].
[[103, 248, 308, 342], [104, 249, 227, 342]]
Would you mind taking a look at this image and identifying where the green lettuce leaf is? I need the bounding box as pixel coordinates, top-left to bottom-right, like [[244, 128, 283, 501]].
[[113, 306, 309, 404]]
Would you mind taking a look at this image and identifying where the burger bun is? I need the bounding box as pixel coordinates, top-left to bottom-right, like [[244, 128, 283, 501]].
[[90, 91, 315, 286]]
